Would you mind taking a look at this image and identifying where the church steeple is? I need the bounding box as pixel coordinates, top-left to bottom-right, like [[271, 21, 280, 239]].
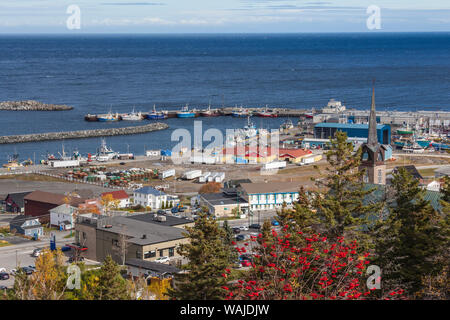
[[367, 82, 378, 147]]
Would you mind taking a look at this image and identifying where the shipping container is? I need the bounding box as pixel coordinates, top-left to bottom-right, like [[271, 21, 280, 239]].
[[159, 169, 175, 179], [50, 160, 80, 168], [199, 172, 211, 183], [214, 172, 225, 183], [183, 170, 202, 180], [262, 161, 287, 170]]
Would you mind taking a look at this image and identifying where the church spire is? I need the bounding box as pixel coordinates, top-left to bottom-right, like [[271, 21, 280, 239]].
[[368, 81, 378, 146]]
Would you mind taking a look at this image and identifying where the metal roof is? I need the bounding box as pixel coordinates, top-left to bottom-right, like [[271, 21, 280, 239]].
[[134, 186, 166, 196]]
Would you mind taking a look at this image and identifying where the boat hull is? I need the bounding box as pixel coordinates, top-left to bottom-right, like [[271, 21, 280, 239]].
[[177, 113, 196, 118], [146, 114, 167, 120], [98, 118, 118, 122]]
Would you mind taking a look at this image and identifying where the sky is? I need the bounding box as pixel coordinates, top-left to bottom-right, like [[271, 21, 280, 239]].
[[0, 0, 449, 33]]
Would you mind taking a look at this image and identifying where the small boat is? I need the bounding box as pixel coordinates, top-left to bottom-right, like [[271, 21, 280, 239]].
[[121, 108, 143, 121], [281, 119, 294, 130], [177, 105, 196, 118], [256, 105, 277, 118], [3, 154, 22, 169], [232, 105, 250, 117], [96, 139, 119, 161], [402, 142, 425, 154], [200, 104, 219, 117], [146, 105, 167, 120], [84, 114, 98, 122], [98, 110, 119, 122]]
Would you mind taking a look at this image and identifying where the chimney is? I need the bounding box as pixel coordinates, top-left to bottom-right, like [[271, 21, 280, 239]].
[[142, 234, 147, 239]]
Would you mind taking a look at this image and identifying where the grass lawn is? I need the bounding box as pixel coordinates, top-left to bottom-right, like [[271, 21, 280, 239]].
[[418, 168, 436, 177]]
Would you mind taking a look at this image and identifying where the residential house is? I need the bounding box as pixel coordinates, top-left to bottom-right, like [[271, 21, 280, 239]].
[[133, 186, 167, 209], [50, 204, 78, 230], [9, 215, 43, 238], [239, 181, 301, 211], [24, 190, 86, 222], [125, 258, 181, 280], [101, 190, 130, 208], [199, 192, 249, 217], [4, 191, 32, 213], [74, 212, 193, 265]]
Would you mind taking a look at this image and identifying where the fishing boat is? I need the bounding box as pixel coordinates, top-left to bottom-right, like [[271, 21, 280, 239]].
[[177, 105, 196, 118], [96, 139, 119, 161], [280, 119, 294, 130], [121, 108, 143, 121], [146, 104, 167, 120], [256, 106, 277, 118], [402, 141, 425, 154], [200, 104, 219, 117], [98, 111, 119, 122], [2, 154, 22, 169], [231, 105, 250, 117], [237, 116, 258, 139]]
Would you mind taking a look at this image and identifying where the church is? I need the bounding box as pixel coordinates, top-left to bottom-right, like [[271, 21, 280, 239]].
[[359, 86, 388, 185]]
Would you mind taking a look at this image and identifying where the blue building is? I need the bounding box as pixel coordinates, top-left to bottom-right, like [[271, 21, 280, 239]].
[[314, 123, 391, 145]]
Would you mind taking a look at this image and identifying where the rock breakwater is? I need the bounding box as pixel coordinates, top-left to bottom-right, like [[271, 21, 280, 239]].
[[0, 100, 73, 111], [0, 123, 169, 144]]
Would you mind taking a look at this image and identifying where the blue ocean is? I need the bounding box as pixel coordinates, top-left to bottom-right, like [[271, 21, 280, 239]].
[[0, 33, 449, 161]]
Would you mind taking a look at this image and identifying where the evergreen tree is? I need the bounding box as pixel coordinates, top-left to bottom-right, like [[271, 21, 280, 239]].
[[168, 214, 230, 300], [222, 220, 238, 265], [374, 167, 449, 297], [95, 256, 130, 300], [313, 131, 383, 241]]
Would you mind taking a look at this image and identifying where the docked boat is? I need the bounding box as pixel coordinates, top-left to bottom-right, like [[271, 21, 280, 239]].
[[2, 154, 21, 169], [403, 142, 425, 154], [280, 119, 294, 130], [200, 104, 219, 117], [177, 105, 196, 118], [84, 114, 98, 122], [256, 106, 277, 118], [231, 105, 250, 117], [98, 111, 119, 122], [146, 105, 167, 120], [121, 108, 143, 121], [96, 139, 119, 161]]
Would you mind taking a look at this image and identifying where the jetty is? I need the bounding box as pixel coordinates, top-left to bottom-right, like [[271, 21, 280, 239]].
[[0, 123, 168, 144], [0, 100, 73, 111]]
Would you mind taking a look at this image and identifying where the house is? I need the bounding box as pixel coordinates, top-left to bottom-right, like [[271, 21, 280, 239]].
[[101, 190, 130, 208], [199, 192, 249, 217], [239, 181, 301, 211], [74, 212, 193, 265], [133, 186, 168, 209], [50, 204, 78, 230], [4, 191, 32, 213], [24, 190, 86, 222], [278, 148, 313, 163], [9, 215, 43, 239], [426, 180, 442, 192]]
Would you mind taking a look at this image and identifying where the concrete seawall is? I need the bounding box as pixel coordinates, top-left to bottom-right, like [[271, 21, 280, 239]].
[[0, 100, 73, 111], [0, 123, 169, 144]]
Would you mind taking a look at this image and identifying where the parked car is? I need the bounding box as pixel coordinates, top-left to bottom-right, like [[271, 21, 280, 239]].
[[0, 272, 9, 280], [0, 268, 6, 273], [32, 248, 42, 257], [0, 285, 7, 290], [61, 245, 71, 252], [155, 256, 170, 264], [235, 234, 246, 242], [249, 223, 261, 230], [17, 267, 33, 275], [239, 225, 249, 231], [157, 209, 166, 215], [9, 269, 16, 275], [171, 207, 179, 213], [178, 207, 185, 212], [271, 220, 280, 226]]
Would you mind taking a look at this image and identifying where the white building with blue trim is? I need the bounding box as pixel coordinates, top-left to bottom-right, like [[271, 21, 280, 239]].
[[133, 186, 168, 210], [239, 182, 301, 211]]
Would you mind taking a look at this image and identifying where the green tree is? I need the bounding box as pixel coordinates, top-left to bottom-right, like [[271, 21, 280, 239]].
[[313, 131, 383, 242], [95, 256, 130, 300], [222, 220, 238, 265], [374, 168, 449, 297], [168, 214, 230, 300]]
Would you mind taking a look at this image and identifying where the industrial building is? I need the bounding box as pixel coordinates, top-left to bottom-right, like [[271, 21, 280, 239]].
[[314, 123, 391, 145]]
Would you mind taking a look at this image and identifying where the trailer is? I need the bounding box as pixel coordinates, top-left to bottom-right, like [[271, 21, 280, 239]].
[[263, 161, 287, 170], [199, 172, 211, 183], [159, 169, 175, 180], [50, 160, 80, 168], [183, 170, 202, 180], [118, 153, 134, 160], [214, 172, 225, 183], [207, 173, 218, 182]]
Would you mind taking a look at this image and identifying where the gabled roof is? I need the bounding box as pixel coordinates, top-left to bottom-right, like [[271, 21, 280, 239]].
[[134, 186, 166, 196], [24, 190, 86, 207], [125, 258, 180, 275], [50, 204, 77, 215], [279, 148, 312, 159], [101, 190, 129, 200], [392, 165, 423, 180], [10, 214, 41, 226]]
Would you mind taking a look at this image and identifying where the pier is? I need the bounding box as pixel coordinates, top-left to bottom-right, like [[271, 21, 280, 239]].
[[0, 123, 168, 144]]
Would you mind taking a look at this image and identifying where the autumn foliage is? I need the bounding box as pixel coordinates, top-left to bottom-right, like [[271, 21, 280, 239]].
[[199, 182, 222, 194]]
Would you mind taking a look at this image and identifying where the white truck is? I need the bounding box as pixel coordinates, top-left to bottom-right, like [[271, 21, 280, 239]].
[[299, 155, 316, 166], [50, 160, 80, 168], [183, 170, 202, 180], [159, 169, 175, 180], [262, 161, 287, 170]]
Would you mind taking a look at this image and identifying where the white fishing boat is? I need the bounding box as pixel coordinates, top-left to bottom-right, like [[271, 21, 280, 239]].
[[121, 108, 143, 121], [96, 139, 119, 161]]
